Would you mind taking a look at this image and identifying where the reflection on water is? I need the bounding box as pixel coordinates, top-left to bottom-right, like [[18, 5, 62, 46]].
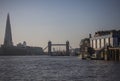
[[0, 56, 120, 81]]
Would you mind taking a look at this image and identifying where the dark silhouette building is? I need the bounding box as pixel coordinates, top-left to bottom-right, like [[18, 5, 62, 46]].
[[3, 13, 13, 47], [0, 13, 43, 55]]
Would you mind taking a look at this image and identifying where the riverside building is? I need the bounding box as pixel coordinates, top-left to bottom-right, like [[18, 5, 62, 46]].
[[90, 30, 120, 60], [90, 30, 120, 50]]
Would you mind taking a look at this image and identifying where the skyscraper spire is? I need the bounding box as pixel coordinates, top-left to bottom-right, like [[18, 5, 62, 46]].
[[4, 13, 13, 47]]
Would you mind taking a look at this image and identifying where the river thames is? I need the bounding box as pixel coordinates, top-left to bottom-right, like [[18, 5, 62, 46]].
[[0, 56, 120, 81]]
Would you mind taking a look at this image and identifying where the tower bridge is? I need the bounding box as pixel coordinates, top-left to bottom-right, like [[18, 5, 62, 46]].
[[44, 41, 72, 56]]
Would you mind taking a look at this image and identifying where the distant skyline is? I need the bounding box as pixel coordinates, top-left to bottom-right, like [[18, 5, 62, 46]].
[[0, 0, 120, 48]]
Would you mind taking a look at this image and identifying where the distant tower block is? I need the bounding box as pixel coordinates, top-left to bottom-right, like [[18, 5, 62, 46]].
[[4, 13, 13, 47]]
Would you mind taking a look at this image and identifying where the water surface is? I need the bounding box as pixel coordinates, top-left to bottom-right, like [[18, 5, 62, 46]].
[[0, 56, 120, 81]]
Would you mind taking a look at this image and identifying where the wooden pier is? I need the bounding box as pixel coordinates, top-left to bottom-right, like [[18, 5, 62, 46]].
[[104, 47, 120, 61]]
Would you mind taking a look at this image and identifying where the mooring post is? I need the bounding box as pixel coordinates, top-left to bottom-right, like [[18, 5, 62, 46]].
[[104, 47, 109, 61], [119, 49, 120, 61]]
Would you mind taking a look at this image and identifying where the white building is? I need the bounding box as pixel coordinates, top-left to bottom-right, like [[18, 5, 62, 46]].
[[90, 30, 120, 50]]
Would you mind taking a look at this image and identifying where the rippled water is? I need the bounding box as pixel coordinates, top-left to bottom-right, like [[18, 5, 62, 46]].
[[0, 56, 120, 81]]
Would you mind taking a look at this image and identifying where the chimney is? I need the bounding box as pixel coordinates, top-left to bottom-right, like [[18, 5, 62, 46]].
[[89, 34, 92, 38]]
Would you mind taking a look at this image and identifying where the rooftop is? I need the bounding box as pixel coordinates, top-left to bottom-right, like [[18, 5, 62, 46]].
[[94, 29, 120, 37]]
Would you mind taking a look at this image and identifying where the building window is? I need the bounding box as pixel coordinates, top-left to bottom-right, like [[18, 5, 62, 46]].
[[101, 39, 104, 48], [97, 39, 100, 49], [90, 40, 93, 48], [105, 38, 109, 46], [93, 40, 96, 49], [113, 37, 118, 47], [108, 38, 110, 46], [110, 38, 113, 47], [99, 39, 101, 48]]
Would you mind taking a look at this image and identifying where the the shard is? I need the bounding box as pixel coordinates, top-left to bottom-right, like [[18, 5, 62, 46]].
[[4, 13, 13, 47]]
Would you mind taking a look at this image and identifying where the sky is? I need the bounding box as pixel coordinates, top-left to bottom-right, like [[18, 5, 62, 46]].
[[0, 0, 120, 49]]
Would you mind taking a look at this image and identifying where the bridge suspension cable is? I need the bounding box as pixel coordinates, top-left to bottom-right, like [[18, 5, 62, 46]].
[[43, 46, 48, 51]]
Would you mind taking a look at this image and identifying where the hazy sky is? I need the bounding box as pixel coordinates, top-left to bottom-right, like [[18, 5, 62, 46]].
[[0, 0, 120, 49]]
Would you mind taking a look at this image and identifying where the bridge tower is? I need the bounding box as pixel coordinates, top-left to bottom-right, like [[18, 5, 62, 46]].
[[48, 41, 52, 55], [66, 41, 69, 56]]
